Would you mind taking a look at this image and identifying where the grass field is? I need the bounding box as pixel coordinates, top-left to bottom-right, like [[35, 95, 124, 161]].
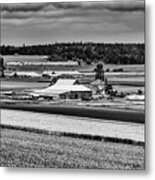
[[1, 81, 49, 91], [0, 128, 145, 169], [4, 55, 144, 71], [3, 55, 47, 63], [80, 64, 144, 72], [1, 104, 145, 123], [1, 109, 144, 142]]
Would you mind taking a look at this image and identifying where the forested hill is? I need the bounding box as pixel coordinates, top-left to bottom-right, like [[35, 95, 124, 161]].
[[1, 43, 145, 64]]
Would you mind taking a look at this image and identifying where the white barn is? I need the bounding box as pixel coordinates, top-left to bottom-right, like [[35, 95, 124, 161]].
[[34, 79, 92, 100]]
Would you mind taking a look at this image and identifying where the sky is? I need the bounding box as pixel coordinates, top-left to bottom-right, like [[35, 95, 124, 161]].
[[1, 0, 145, 46]]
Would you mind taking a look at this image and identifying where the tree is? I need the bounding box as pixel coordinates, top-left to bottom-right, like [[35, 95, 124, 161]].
[[0, 55, 5, 77], [0, 43, 145, 64], [94, 63, 104, 81]]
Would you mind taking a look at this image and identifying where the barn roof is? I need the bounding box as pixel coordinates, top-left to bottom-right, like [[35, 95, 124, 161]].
[[34, 89, 69, 97], [54, 79, 78, 86]]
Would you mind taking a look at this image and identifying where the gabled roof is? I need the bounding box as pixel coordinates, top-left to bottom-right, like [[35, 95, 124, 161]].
[[54, 79, 78, 86], [33, 89, 69, 97]]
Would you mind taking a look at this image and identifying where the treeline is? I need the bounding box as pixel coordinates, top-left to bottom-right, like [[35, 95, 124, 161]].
[[0, 42, 145, 64]]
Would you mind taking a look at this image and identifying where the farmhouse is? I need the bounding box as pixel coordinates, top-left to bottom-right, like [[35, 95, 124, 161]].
[[33, 79, 92, 100], [91, 79, 106, 94]]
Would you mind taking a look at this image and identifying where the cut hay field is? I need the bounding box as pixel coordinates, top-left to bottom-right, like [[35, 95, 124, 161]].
[[1, 80, 49, 91], [80, 64, 144, 72], [113, 85, 144, 94], [3, 55, 47, 63], [1, 109, 144, 142], [1, 104, 145, 124], [0, 128, 145, 169], [4, 55, 144, 71], [3, 56, 145, 88]]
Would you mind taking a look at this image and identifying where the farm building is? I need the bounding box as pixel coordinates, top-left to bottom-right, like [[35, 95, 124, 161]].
[[33, 79, 92, 100], [91, 79, 106, 94], [126, 94, 145, 101]]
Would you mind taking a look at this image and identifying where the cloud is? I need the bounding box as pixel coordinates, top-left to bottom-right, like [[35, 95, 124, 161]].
[[1, 1, 144, 44], [1, 1, 144, 27], [52, 1, 144, 12], [1, 1, 144, 15], [101, 1, 144, 12], [1, 3, 48, 12]]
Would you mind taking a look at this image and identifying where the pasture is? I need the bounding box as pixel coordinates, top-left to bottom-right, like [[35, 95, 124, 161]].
[[4, 55, 144, 72], [1, 80, 49, 91], [1, 104, 145, 123], [1, 109, 144, 142], [0, 128, 144, 169], [3, 55, 47, 63]]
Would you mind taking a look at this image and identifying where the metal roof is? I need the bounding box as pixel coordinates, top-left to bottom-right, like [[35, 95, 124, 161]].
[[35, 89, 69, 96], [54, 79, 77, 86]]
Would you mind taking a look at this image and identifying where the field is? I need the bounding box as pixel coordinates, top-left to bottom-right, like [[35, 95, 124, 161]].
[[1, 80, 49, 91], [1, 104, 145, 123], [4, 55, 144, 71], [4, 56, 145, 86], [113, 85, 144, 94], [3, 55, 48, 63], [0, 128, 145, 169], [1, 109, 144, 142], [80, 64, 144, 73]]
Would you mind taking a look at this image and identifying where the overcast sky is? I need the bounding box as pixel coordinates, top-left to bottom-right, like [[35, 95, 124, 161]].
[[1, 0, 145, 45]]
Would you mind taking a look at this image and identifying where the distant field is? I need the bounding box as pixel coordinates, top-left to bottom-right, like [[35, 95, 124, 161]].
[[113, 85, 144, 94], [2, 55, 145, 96], [4, 55, 144, 72], [80, 64, 144, 72], [108, 78, 144, 86], [0, 128, 145, 169], [3, 55, 47, 63], [103, 64, 144, 72], [1, 81, 49, 91], [1, 104, 145, 123]]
